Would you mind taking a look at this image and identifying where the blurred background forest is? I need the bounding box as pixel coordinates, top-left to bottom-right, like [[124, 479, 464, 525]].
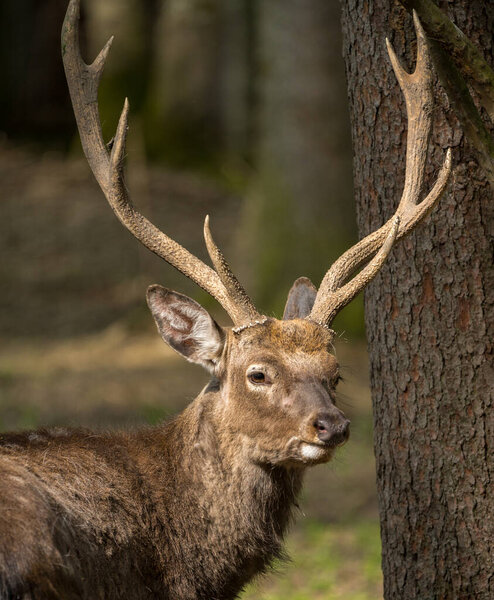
[[0, 1, 381, 598]]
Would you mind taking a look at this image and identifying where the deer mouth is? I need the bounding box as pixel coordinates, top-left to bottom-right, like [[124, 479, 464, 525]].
[[299, 442, 332, 462], [298, 430, 350, 462]]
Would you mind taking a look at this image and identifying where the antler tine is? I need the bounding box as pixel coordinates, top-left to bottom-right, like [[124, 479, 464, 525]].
[[62, 0, 113, 192], [62, 0, 257, 326], [309, 12, 452, 327], [203, 216, 260, 322], [321, 216, 400, 325]]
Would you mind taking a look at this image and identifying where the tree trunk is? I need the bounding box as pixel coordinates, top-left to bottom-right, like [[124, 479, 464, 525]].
[[85, 0, 160, 142], [340, 1, 494, 598], [146, 0, 223, 165], [219, 0, 254, 158]]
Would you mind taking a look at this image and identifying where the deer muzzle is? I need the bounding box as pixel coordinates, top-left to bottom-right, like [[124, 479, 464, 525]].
[[290, 381, 350, 449], [313, 413, 350, 447]]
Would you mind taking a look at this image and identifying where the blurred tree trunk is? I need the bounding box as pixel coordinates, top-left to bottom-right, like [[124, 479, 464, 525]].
[[0, 0, 74, 145], [340, 1, 494, 598], [219, 0, 256, 158], [147, 0, 224, 165], [245, 0, 355, 320], [85, 0, 160, 141]]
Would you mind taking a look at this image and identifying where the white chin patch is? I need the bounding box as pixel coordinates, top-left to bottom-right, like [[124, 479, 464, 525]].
[[300, 443, 326, 461]]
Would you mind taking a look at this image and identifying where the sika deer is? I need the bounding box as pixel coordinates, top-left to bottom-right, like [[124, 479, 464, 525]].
[[0, 3, 451, 599]]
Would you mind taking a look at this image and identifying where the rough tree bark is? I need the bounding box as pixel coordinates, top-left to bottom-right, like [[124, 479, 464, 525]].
[[340, 1, 494, 598]]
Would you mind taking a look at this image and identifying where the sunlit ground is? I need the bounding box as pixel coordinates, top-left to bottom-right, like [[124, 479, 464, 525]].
[[0, 326, 382, 599], [243, 520, 381, 600]]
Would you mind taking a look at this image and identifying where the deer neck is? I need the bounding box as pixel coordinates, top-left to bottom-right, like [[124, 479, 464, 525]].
[[147, 386, 303, 573], [171, 387, 304, 514]]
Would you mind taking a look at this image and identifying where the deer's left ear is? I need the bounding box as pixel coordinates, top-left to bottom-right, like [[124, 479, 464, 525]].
[[283, 277, 317, 320], [147, 285, 225, 373]]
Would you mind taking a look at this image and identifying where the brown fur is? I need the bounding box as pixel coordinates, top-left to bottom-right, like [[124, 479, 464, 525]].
[[0, 317, 347, 599]]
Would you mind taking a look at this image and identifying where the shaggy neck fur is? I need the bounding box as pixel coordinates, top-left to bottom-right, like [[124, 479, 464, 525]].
[[136, 388, 304, 599]]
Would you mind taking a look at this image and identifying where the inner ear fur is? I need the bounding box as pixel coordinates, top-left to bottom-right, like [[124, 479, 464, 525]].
[[283, 277, 317, 320], [147, 285, 225, 372]]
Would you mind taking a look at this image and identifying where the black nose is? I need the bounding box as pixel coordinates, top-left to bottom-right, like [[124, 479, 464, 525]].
[[313, 415, 350, 446]]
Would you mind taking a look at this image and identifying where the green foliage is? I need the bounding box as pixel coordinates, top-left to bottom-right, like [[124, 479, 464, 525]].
[[331, 295, 365, 340], [0, 401, 39, 432]]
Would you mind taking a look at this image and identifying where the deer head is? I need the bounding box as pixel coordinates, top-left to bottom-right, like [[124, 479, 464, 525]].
[[62, 1, 451, 466], [147, 285, 347, 465]]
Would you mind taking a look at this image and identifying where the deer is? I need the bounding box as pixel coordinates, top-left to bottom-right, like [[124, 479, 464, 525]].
[[0, 2, 451, 599]]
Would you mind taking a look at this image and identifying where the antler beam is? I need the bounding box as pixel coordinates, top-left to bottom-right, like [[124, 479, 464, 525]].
[[61, 0, 259, 326], [309, 12, 452, 327]]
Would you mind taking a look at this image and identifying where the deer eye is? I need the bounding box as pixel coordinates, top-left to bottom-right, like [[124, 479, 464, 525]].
[[249, 371, 266, 384], [246, 366, 272, 386]]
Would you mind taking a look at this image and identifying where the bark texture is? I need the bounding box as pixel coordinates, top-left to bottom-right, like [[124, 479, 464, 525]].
[[340, 1, 494, 598]]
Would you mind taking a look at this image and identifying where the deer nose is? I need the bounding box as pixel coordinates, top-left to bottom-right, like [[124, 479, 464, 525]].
[[313, 414, 350, 446]]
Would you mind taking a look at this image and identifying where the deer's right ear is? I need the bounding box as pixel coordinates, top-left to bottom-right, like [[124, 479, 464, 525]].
[[283, 277, 317, 320], [147, 285, 225, 372]]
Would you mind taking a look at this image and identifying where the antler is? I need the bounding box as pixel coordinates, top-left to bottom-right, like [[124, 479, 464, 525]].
[[61, 0, 260, 326], [309, 12, 452, 327]]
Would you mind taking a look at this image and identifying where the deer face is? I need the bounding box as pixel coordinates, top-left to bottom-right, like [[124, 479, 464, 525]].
[[219, 318, 349, 466], [147, 285, 349, 468]]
